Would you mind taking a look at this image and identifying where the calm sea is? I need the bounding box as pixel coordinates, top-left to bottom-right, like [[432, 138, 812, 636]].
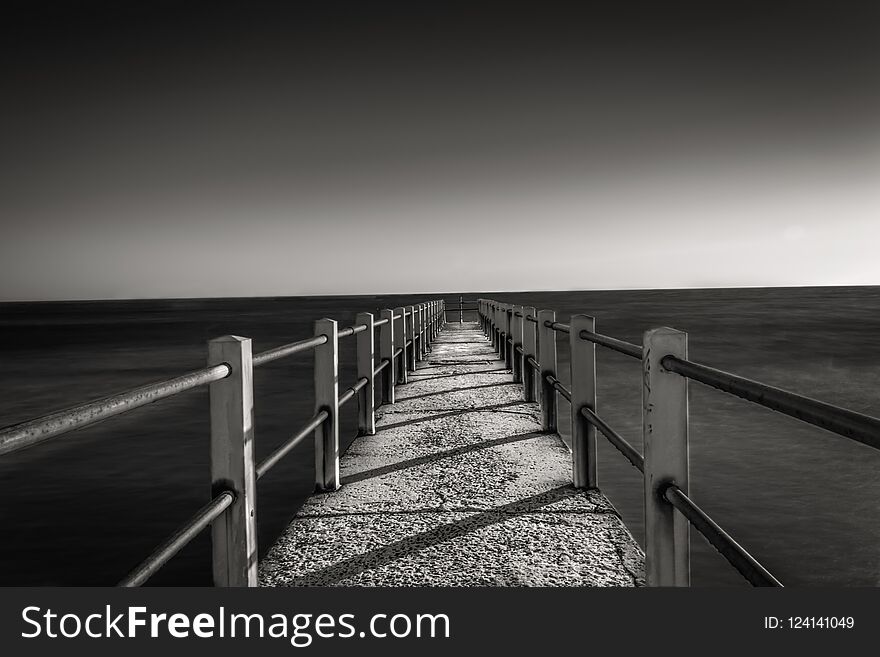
[[1, 287, 878, 586]]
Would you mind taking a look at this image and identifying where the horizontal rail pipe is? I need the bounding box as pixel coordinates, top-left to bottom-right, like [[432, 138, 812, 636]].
[[118, 491, 235, 587], [546, 375, 572, 402], [252, 335, 328, 367], [0, 364, 232, 456], [256, 411, 329, 480], [373, 359, 390, 376], [581, 408, 645, 472], [578, 330, 643, 360], [662, 356, 880, 452], [338, 323, 368, 339], [663, 484, 783, 587], [546, 321, 570, 333]]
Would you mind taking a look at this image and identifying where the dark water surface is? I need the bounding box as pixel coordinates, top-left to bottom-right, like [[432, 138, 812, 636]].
[[1, 287, 878, 586]]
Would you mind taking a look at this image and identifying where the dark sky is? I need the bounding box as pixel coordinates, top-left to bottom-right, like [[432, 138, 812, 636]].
[[2, 2, 879, 300]]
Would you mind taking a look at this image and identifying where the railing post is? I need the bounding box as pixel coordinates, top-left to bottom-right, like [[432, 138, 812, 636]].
[[418, 304, 425, 358], [537, 309, 557, 432], [356, 312, 376, 436], [570, 314, 597, 489], [314, 319, 340, 492], [208, 335, 257, 587], [459, 295, 463, 323], [504, 305, 513, 370], [511, 305, 523, 383], [494, 304, 502, 356], [522, 306, 537, 402], [407, 306, 417, 371], [421, 303, 428, 357], [642, 327, 690, 587], [379, 309, 395, 404], [394, 307, 407, 384]]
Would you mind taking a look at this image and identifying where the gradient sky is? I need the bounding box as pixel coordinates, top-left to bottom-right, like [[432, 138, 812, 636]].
[[2, 1, 879, 301]]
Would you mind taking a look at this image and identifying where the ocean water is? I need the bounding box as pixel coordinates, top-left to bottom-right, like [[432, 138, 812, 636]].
[[0, 287, 878, 586]]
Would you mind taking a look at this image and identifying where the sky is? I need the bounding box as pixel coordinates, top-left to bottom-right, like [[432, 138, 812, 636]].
[[2, 1, 880, 301]]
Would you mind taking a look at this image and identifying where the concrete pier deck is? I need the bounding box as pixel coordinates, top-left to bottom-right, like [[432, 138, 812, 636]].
[[260, 322, 645, 586]]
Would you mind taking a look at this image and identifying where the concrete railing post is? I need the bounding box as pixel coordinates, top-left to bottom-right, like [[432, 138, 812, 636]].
[[522, 306, 537, 402], [208, 335, 257, 587], [356, 312, 376, 436], [314, 319, 340, 492], [486, 301, 495, 349], [511, 305, 524, 383], [407, 306, 417, 371], [393, 307, 407, 384], [494, 304, 502, 356], [642, 327, 690, 587], [379, 309, 395, 404], [570, 314, 597, 489], [413, 305, 421, 362], [459, 295, 464, 323], [504, 305, 513, 370], [418, 304, 426, 358], [537, 309, 557, 432]]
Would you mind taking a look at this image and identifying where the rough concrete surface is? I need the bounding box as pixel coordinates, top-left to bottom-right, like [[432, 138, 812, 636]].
[[260, 322, 645, 586]]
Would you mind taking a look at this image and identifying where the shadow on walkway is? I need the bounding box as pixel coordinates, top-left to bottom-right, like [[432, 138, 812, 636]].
[[291, 485, 580, 585], [341, 430, 545, 485], [396, 380, 518, 403], [377, 400, 530, 430]]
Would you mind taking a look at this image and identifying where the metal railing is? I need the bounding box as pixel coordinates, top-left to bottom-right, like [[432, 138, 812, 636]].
[[478, 298, 880, 588], [443, 295, 479, 323], [0, 299, 446, 586]]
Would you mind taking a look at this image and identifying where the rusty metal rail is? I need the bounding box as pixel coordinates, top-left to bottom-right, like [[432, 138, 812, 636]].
[[256, 411, 329, 480], [252, 334, 328, 366], [662, 355, 880, 451], [663, 484, 782, 587], [0, 364, 232, 457], [580, 408, 644, 472], [118, 491, 235, 587]]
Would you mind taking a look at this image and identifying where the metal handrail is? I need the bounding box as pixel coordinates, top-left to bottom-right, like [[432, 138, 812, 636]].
[[662, 355, 880, 452], [256, 411, 328, 480], [580, 408, 644, 473], [374, 318, 390, 328], [545, 321, 570, 334], [663, 484, 782, 587], [339, 377, 369, 407], [373, 358, 390, 376], [338, 323, 368, 339], [252, 334, 328, 366], [578, 330, 643, 360], [118, 490, 235, 587], [546, 374, 571, 402], [0, 364, 231, 457]]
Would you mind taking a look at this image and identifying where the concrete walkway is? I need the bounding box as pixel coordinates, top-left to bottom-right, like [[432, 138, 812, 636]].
[[260, 322, 645, 586]]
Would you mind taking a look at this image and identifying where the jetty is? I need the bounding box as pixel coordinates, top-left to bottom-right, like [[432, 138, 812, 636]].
[[3, 297, 880, 587], [260, 322, 643, 586]]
